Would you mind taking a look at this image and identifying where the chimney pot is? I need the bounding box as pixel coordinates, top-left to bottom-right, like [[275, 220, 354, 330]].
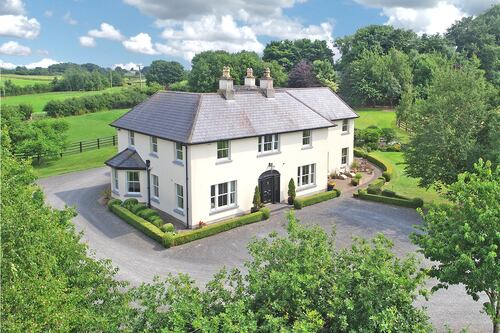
[[260, 67, 274, 98], [244, 67, 255, 87], [218, 66, 234, 100]]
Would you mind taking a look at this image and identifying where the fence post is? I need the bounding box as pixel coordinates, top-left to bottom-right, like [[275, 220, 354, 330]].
[[97, 138, 100, 149], [80, 142, 82, 153]]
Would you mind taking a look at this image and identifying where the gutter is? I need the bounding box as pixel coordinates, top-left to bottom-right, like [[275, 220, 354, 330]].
[[185, 145, 190, 229]]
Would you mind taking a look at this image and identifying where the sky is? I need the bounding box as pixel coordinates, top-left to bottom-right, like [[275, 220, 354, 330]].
[[0, 0, 497, 70]]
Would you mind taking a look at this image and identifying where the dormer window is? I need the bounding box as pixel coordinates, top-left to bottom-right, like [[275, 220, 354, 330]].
[[342, 120, 349, 133], [258, 134, 279, 154], [129, 131, 135, 146]]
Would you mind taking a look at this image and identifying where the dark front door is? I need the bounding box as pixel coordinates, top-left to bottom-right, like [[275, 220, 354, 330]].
[[259, 170, 280, 204]]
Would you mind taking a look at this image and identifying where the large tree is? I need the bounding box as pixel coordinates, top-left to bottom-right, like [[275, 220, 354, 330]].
[[288, 60, 319, 88], [145, 60, 185, 86], [411, 159, 500, 333], [404, 59, 498, 187]]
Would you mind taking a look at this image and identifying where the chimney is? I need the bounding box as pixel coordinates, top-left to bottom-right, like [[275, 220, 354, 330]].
[[244, 68, 255, 87], [259, 67, 274, 98], [218, 66, 234, 100]]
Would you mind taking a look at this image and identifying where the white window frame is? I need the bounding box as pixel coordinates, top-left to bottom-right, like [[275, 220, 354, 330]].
[[175, 142, 184, 162], [297, 164, 316, 187], [175, 183, 184, 211], [126, 171, 140, 194], [151, 136, 158, 154], [210, 180, 236, 210], [302, 130, 312, 147], [112, 169, 119, 191], [258, 134, 279, 154], [152, 174, 159, 199], [342, 119, 349, 133], [129, 131, 135, 146], [217, 140, 230, 160], [341, 147, 348, 165]]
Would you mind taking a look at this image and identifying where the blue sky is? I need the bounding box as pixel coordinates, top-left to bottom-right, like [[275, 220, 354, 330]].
[[0, 0, 496, 69]]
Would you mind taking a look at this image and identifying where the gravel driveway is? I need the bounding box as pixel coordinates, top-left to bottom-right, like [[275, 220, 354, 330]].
[[38, 167, 490, 332]]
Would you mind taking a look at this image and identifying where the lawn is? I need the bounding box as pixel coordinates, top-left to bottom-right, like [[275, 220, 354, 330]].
[[1, 86, 124, 113], [1, 74, 57, 87], [354, 108, 408, 141], [33, 146, 117, 178], [47, 108, 128, 142]]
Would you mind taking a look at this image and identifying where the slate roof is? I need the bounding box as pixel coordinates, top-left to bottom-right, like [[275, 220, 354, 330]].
[[105, 148, 147, 170], [111, 87, 358, 144]]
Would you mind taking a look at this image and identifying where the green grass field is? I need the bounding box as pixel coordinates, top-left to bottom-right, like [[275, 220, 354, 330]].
[[354, 108, 408, 141], [1, 74, 58, 87], [1, 86, 123, 113]]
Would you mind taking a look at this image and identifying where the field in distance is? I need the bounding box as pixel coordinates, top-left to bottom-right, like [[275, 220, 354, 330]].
[[1, 74, 59, 87]]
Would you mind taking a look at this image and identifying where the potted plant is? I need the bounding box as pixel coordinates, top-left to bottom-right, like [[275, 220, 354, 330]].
[[327, 179, 336, 191], [287, 178, 296, 205], [251, 186, 262, 213]]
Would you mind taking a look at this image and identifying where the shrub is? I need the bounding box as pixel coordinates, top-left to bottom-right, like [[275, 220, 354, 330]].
[[107, 198, 122, 210], [252, 186, 262, 212], [354, 172, 362, 180], [385, 143, 401, 152], [381, 189, 396, 197], [260, 207, 271, 220], [172, 211, 265, 247], [138, 208, 160, 221], [382, 171, 392, 182], [150, 219, 161, 228], [367, 178, 385, 195], [288, 178, 296, 204], [122, 198, 139, 210], [110, 205, 164, 244], [351, 178, 359, 186], [161, 223, 175, 233], [130, 203, 147, 215], [412, 197, 424, 208], [163, 232, 175, 248], [294, 190, 340, 209], [380, 127, 397, 143], [358, 190, 424, 208]]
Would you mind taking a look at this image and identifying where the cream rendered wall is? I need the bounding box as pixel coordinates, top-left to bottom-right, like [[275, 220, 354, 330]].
[[112, 129, 187, 224], [189, 128, 331, 225], [327, 119, 355, 174]]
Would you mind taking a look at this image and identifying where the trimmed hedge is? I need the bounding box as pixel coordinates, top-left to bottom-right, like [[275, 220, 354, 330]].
[[122, 198, 139, 210], [107, 198, 122, 210], [367, 177, 385, 195], [293, 189, 341, 210], [161, 223, 175, 233], [130, 203, 147, 215], [354, 149, 393, 181], [167, 209, 269, 248], [138, 208, 160, 221], [358, 189, 423, 208], [110, 205, 165, 244]]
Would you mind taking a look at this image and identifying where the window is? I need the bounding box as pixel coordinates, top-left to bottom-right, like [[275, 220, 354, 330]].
[[126, 171, 140, 193], [302, 130, 311, 146], [175, 184, 184, 210], [341, 147, 348, 165], [152, 174, 159, 198], [217, 140, 230, 159], [210, 180, 236, 210], [112, 169, 119, 190], [258, 134, 279, 153], [129, 131, 135, 146], [297, 164, 316, 187], [175, 142, 183, 161], [342, 119, 349, 132], [151, 136, 158, 153]]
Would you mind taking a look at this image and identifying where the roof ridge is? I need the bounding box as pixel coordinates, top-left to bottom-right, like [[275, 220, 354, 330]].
[[186, 94, 203, 144], [284, 90, 333, 123]]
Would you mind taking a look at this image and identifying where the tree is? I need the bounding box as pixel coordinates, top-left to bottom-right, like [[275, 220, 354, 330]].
[[263, 39, 334, 72], [1, 135, 129, 332], [145, 60, 185, 86], [288, 60, 319, 88], [404, 59, 497, 187], [411, 159, 500, 333], [252, 186, 262, 212], [312, 59, 339, 91], [446, 5, 500, 86], [287, 178, 296, 204]]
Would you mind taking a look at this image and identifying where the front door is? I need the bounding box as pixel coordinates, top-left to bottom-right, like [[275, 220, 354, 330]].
[[258, 170, 280, 204], [261, 177, 274, 203]]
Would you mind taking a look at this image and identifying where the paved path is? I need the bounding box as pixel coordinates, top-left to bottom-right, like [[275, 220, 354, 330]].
[[38, 167, 490, 332]]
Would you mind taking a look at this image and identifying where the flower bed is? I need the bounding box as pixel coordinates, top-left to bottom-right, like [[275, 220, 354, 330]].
[[354, 148, 394, 181], [293, 189, 341, 209]]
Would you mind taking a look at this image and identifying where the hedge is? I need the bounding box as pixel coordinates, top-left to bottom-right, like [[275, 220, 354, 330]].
[[354, 149, 394, 181], [107, 198, 122, 210], [293, 189, 341, 209], [357, 189, 423, 208], [166, 209, 269, 248], [110, 204, 165, 244]]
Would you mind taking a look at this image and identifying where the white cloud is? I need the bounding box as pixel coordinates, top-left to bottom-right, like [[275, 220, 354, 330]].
[[122, 33, 159, 55], [88, 22, 124, 41], [0, 59, 17, 69], [63, 11, 78, 25], [0, 41, 31, 56], [44, 10, 53, 17], [0, 0, 25, 15], [79, 36, 96, 47], [0, 15, 40, 39], [37, 49, 49, 56], [112, 62, 142, 70], [25, 58, 60, 69]]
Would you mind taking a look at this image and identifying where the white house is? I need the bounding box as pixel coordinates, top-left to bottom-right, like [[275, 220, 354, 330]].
[[106, 67, 357, 228]]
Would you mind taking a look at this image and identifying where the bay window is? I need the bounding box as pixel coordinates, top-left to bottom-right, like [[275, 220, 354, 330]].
[[126, 171, 140, 193]]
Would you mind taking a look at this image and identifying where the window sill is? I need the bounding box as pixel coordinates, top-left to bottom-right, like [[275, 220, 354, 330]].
[[124, 193, 142, 198], [215, 158, 232, 165], [301, 145, 313, 150], [209, 205, 239, 216], [151, 197, 160, 204], [149, 152, 159, 158], [257, 151, 281, 158], [173, 160, 184, 166], [297, 184, 317, 192], [173, 208, 185, 216], [341, 132, 350, 136]]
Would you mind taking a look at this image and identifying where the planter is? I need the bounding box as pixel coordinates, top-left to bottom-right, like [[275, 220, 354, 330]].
[[287, 197, 294, 205]]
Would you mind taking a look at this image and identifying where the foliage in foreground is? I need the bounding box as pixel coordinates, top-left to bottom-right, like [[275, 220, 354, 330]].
[[126, 211, 431, 332], [412, 159, 500, 333]]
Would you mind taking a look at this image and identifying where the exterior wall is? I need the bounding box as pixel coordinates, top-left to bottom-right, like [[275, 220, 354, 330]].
[[113, 129, 187, 224], [327, 119, 355, 174], [189, 128, 331, 225]]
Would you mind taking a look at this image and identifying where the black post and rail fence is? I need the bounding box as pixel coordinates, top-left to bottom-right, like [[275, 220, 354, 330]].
[[14, 135, 118, 162]]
